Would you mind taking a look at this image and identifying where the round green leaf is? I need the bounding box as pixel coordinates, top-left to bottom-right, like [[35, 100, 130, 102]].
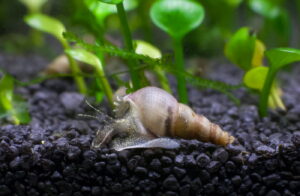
[[98, 0, 123, 4], [248, 0, 281, 19], [243, 66, 268, 90], [224, 27, 256, 71], [86, 0, 137, 23], [150, 0, 205, 39], [266, 48, 300, 72], [134, 40, 162, 59], [24, 13, 66, 42]]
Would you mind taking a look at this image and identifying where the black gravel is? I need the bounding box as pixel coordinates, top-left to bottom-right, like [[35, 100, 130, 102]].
[[1, 54, 300, 195]]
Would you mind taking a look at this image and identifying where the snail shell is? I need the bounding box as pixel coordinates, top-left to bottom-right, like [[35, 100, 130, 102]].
[[120, 87, 235, 146], [92, 86, 235, 151]]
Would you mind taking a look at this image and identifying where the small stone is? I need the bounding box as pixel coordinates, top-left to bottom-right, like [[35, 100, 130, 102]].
[[173, 167, 186, 179], [262, 174, 280, 186], [291, 132, 300, 146], [59, 92, 84, 112], [255, 145, 275, 155], [163, 175, 179, 191], [91, 186, 101, 195], [231, 175, 242, 186], [51, 171, 63, 180], [161, 156, 173, 166], [196, 153, 210, 167], [179, 184, 190, 196], [206, 161, 221, 173], [149, 158, 162, 171], [184, 155, 196, 167], [134, 167, 148, 177], [266, 190, 280, 196], [212, 148, 229, 163], [175, 154, 185, 167], [225, 161, 236, 173], [0, 185, 11, 195], [198, 170, 210, 183]]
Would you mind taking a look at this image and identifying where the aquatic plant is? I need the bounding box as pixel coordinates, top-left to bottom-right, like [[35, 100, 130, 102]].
[[150, 0, 205, 103], [66, 48, 114, 108], [97, 0, 144, 90], [0, 73, 30, 125], [25, 14, 87, 95], [225, 27, 286, 116]]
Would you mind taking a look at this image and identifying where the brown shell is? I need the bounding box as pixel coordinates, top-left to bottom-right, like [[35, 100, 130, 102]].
[[123, 86, 235, 146]]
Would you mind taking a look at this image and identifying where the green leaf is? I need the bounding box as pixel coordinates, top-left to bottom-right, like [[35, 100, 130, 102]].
[[224, 27, 256, 71], [85, 0, 137, 23], [224, 0, 242, 7], [243, 66, 268, 90], [259, 47, 300, 117], [97, 0, 123, 4], [66, 48, 102, 70], [0, 75, 31, 124], [134, 40, 162, 59], [150, 0, 205, 39], [19, 0, 47, 13], [266, 48, 300, 71], [0, 75, 14, 112], [24, 13, 66, 42], [248, 0, 281, 19]]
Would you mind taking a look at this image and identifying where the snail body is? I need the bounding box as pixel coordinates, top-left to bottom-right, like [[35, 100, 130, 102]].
[[92, 86, 235, 151]]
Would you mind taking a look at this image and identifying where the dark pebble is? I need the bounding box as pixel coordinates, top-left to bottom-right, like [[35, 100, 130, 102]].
[[206, 161, 222, 173], [196, 153, 210, 167], [174, 154, 185, 167], [149, 158, 162, 171], [59, 92, 84, 112], [161, 156, 173, 166], [266, 190, 280, 196], [0, 185, 11, 196], [173, 167, 186, 179], [163, 175, 179, 191], [212, 148, 229, 163]]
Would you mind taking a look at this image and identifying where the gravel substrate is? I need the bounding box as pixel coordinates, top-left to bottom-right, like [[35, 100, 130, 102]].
[[0, 55, 300, 195]]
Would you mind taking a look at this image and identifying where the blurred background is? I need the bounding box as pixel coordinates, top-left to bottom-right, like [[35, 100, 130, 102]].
[[1, 0, 300, 59]]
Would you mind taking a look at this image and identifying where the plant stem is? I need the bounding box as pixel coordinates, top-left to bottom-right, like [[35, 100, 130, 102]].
[[259, 69, 276, 117], [172, 37, 188, 103], [116, 2, 140, 90], [95, 67, 114, 109], [62, 41, 87, 95], [154, 67, 171, 93]]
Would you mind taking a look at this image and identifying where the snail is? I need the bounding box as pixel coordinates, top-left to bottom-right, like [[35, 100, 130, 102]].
[[92, 86, 235, 151]]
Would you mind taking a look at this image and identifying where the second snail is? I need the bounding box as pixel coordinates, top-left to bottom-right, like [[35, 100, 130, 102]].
[[92, 86, 235, 151]]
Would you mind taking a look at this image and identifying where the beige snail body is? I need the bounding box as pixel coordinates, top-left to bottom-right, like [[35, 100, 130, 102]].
[[92, 86, 235, 151]]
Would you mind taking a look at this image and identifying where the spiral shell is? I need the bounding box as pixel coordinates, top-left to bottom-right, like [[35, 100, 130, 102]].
[[92, 86, 235, 151]]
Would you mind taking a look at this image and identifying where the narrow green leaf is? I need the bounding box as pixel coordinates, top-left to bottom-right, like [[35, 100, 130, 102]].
[[265, 48, 300, 71], [98, 0, 123, 4], [243, 66, 268, 90], [224, 27, 256, 71], [150, 0, 205, 39], [24, 13, 66, 42]]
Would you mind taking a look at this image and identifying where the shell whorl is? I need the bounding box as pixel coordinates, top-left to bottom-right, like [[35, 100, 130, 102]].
[[124, 87, 178, 137], [172, 104, 234, 146]]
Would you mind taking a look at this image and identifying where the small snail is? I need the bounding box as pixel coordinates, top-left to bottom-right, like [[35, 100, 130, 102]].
[[92, 87, 235, 151]]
